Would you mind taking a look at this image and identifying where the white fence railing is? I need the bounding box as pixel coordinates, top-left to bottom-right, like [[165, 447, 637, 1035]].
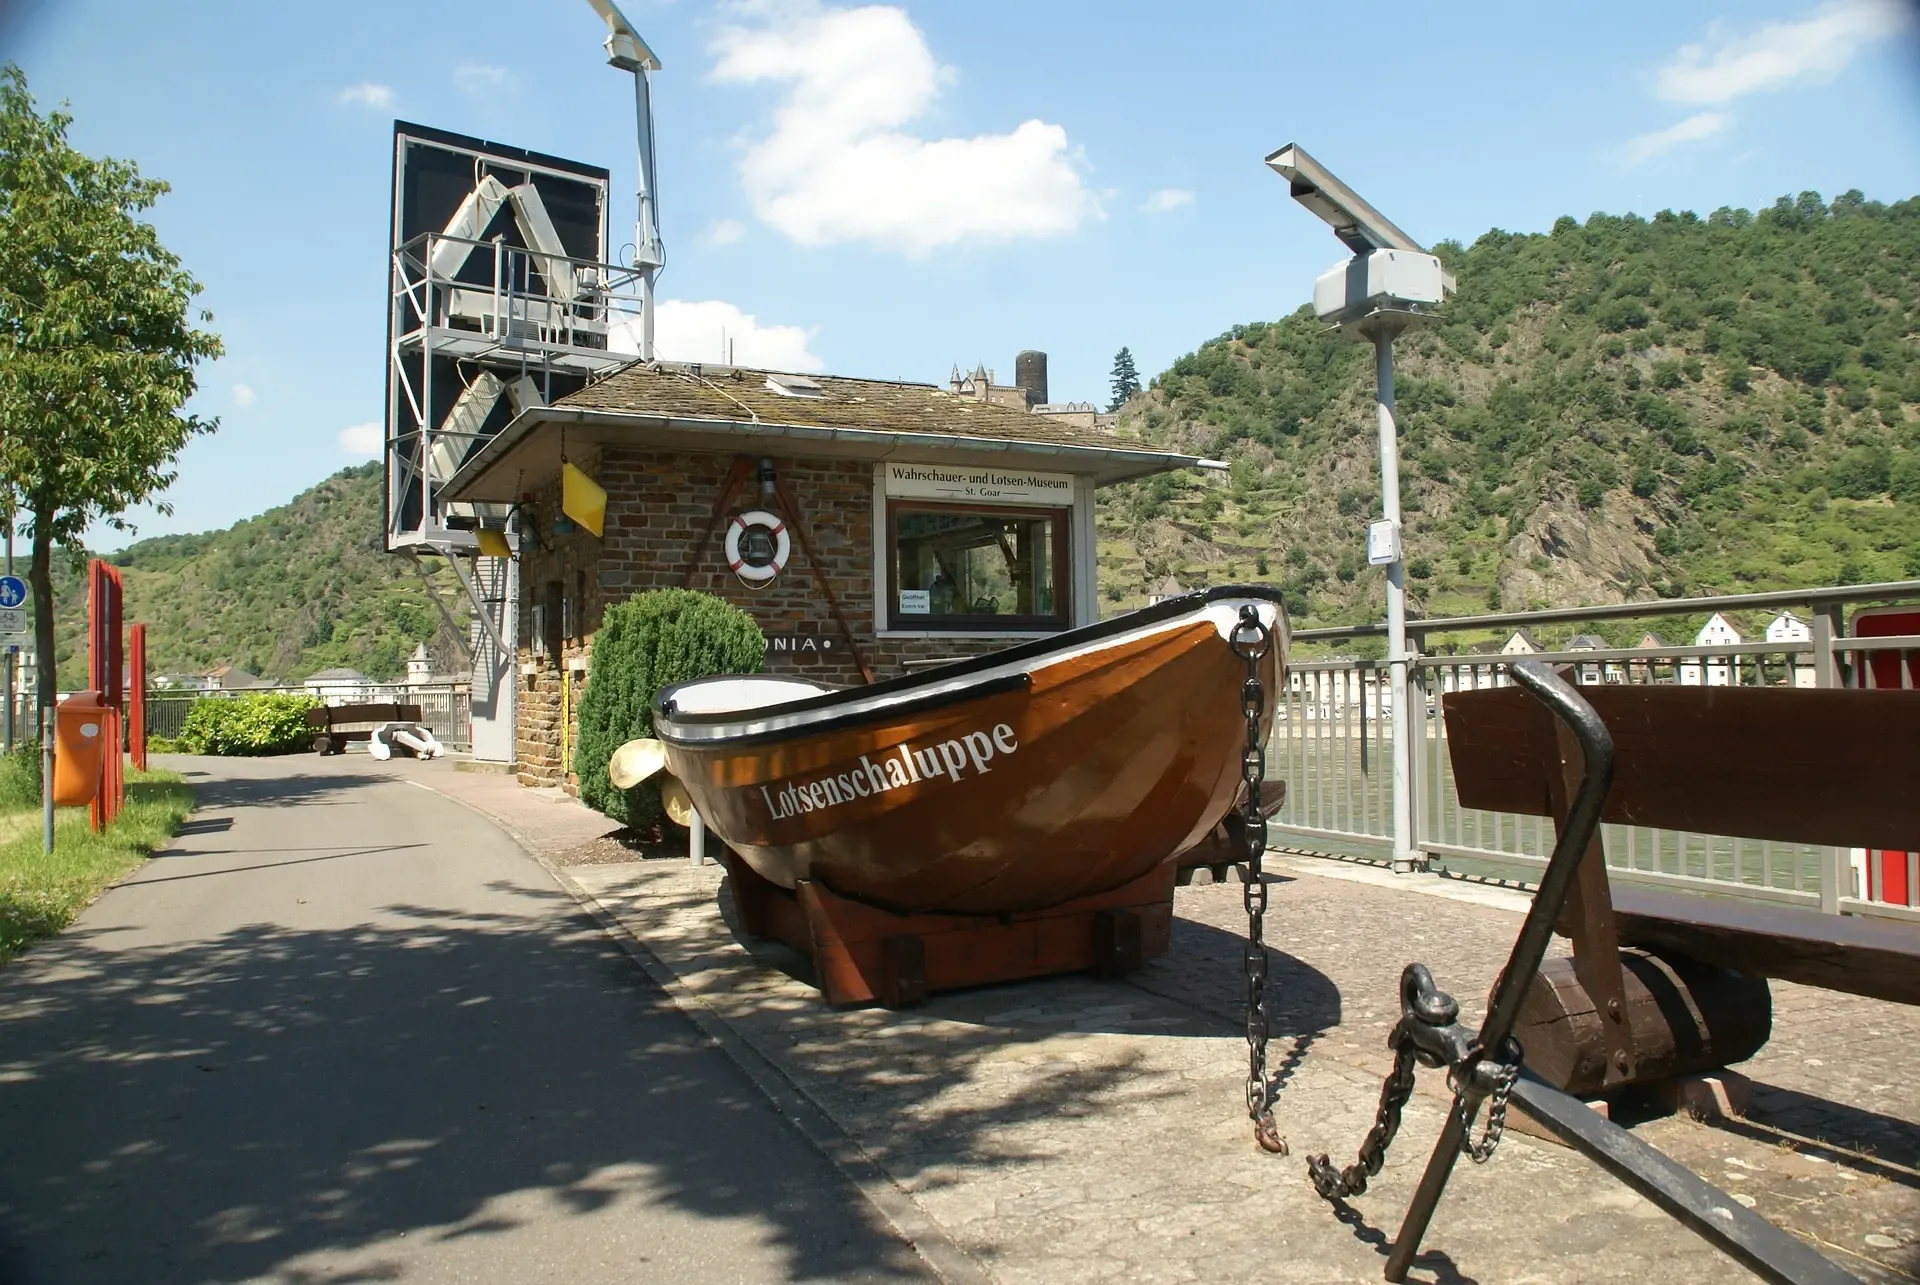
[[1268, 623, 1920, 924], [144, 684, 473, 753]]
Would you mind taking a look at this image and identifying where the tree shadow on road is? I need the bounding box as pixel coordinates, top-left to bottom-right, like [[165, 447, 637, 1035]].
[[0, 880, 929, 1284]]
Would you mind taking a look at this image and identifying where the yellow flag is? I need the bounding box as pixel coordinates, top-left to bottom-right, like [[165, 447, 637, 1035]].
[[562, 461, 607, 538], [476, 528, 513, 559]]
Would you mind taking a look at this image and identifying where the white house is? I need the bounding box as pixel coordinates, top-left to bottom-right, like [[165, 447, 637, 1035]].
[[1766, 611, 1811, 643], [304, 667, 372, 704], [1500, 629, 1543, 656], [1764, 611, 1818, 686], [1682, 613, 1743, 687]]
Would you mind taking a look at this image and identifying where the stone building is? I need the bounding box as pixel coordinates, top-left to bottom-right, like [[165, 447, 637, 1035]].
[[443, 361, 1205, 789]]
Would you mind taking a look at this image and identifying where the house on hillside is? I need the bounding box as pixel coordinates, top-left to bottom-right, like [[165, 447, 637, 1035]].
[[1147, 576, 1187, 606], [304, 667, 372, 704], [206, 665, 267, 691], [1681, 612, 1743, 686], [1564, 634, 1614, 685], [1766, 611, 1811, 642], [1765, 611, 1818, 686], [1500, 629, 1542, 656], [1630, 631, 1670, 682]]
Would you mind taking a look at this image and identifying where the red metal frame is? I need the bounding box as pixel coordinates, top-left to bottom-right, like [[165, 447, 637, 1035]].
[[129, 623, 147, 773]]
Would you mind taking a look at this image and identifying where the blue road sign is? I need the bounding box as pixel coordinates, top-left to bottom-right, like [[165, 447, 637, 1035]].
[[0, 576, 23, 609]]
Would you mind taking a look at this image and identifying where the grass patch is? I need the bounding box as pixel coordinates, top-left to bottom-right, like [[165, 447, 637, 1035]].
[[0, 770, 195, 962]]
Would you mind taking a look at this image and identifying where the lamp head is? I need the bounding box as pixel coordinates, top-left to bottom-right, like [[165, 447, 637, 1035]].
[[585, 0, 662, 71]]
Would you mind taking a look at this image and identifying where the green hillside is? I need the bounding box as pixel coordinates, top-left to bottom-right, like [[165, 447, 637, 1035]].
[[45, 463, 472, 688], [1096, 190, 1920, 643]]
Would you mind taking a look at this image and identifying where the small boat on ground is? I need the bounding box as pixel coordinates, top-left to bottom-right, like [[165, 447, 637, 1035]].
[[654, 586, 1288, 919]]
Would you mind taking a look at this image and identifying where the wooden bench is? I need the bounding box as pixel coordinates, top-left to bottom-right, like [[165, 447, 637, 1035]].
[[306, 703, 423, 756], [1444, 679, 1920, 1093], [1308, 664, 1886, 1283]]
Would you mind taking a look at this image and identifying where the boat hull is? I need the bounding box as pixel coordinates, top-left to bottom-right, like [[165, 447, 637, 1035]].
[[657, 588, 1286, 916]]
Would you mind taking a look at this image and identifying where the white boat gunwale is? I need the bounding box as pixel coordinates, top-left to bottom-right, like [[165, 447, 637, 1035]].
[[653, 585, 1287, 749]]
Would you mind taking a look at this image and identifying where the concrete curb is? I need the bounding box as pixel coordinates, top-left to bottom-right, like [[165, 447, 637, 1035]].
[[400, 778, 995, 1285]]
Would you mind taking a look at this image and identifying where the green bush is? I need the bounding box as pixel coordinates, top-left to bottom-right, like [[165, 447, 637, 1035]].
[[576, 590, 765, 830], [175, 692, 320, 756], [0, 740, 42, 810]]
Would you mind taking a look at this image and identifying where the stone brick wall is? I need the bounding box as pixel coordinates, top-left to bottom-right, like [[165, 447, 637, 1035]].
[[514, 447, 1021, 790]]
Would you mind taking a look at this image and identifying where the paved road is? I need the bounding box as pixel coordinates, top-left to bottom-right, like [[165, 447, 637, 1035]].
[[0, 756, 932, 1284]]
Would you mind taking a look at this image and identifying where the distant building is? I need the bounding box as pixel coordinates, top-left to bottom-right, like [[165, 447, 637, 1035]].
[[1500, 629, 1542, 656], [1630, 632, 1670, 682], [406, 644, 434, 686], [1563, 634, 1614, 685], [206, 665, 267, 691], [304, 667, 372, 704], [1763, 611, 1820, 686], [153, 673, 213, 693], [1682, 612, 1742, 687], [1765, 610, 1811, 643], [1694, 612, 1742, 647], [1147, 576, 1187, 606]]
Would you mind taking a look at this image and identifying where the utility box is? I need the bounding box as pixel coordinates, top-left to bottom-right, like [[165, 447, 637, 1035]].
[[52, 691, 108, 807], [1313, 249, 1448, 326]]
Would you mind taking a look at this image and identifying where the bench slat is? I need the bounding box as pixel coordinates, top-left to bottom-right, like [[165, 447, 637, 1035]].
[[1445, 684, 1920, 853], [1614, 885, 1920, 1006]]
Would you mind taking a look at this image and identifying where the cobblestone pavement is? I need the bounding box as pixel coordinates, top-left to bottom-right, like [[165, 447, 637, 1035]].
[[409, 760, 1919, 1284]]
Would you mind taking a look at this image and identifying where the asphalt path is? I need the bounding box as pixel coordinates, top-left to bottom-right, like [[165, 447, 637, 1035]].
[[0, 755, 933, 1284]]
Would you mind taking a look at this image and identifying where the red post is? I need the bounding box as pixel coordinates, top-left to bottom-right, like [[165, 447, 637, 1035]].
[[86, 560, 125, 832], [129, 623, 147, 773]]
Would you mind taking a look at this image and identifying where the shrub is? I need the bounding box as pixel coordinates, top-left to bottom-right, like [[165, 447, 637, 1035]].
[[577, 590, 766, 830], [0, 741, 42, 810], [175, 692, 320, 756]]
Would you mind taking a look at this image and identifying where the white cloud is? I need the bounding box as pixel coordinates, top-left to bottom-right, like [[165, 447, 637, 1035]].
[[1621, 111, 1734, 166], [702, 218, 747, 248], [454, 63, 509, 96], [337, 82, 395, 110], [709, 3, 1094, 255], [338, 422, 383, 457], [231, 383, 255, 408], [611, 300, 824, 372], [1658, 0, 1909, 103], [1141, 187, 1194, 214]]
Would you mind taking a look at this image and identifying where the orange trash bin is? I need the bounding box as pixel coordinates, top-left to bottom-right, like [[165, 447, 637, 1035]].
[[53, 691, 109, 807]]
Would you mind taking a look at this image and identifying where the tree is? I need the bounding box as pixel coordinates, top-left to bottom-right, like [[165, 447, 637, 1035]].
[[0, 66, 221, 714], [1108, 346, 1141, 411]]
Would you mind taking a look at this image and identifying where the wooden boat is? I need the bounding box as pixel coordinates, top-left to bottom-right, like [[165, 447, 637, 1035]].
[[654, 585, 1288, 918]]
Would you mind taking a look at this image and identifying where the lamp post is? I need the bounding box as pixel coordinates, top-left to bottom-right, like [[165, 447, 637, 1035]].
[[1266, 144, 1453, 874], [586, 0, 664, 362]]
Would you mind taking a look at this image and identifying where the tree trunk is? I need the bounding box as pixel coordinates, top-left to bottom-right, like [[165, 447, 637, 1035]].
[[28, 508, 55, 726]]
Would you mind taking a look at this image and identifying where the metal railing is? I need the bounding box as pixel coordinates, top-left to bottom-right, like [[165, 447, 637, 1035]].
[[144, 683, 474, 754], [1267, 583, 1920, 923]]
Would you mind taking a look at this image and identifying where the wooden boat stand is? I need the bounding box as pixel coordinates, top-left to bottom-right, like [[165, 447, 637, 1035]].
[[1309, 662, 1858, 1285], [723, 850, 1176, 1006]]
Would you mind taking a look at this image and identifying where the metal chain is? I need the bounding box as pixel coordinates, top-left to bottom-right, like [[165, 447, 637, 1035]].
[[1230, 605, 1287, 1156], [1307, 1040, 1419, 1199], [1462, 1061, 1519, 1164]]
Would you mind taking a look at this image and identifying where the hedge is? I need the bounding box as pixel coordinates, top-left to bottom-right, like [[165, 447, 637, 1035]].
[[174, 692, 320, 756], [576, 589, 765, 830]]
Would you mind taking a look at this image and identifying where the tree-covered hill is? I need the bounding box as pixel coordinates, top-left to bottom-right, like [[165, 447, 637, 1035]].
[[1096, 190, 1920, 643], [44, 463, 471, 688]]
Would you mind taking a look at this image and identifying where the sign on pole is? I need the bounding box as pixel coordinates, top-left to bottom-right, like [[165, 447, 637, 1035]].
[[0, 575, 24, 609]]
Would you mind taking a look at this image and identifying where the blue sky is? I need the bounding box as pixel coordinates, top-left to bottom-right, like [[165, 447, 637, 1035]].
[[6, 0, 1918, 547]]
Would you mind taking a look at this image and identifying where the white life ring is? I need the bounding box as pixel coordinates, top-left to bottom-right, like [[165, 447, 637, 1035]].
[[724, 509, 790, 583]]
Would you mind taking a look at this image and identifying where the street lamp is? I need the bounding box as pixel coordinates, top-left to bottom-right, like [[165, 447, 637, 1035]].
[[586, 0, 664, 361], [1266, 143, 1453, 874]]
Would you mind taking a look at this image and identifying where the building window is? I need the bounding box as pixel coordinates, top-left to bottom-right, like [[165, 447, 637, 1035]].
[[885, 500, 1068, 632]]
